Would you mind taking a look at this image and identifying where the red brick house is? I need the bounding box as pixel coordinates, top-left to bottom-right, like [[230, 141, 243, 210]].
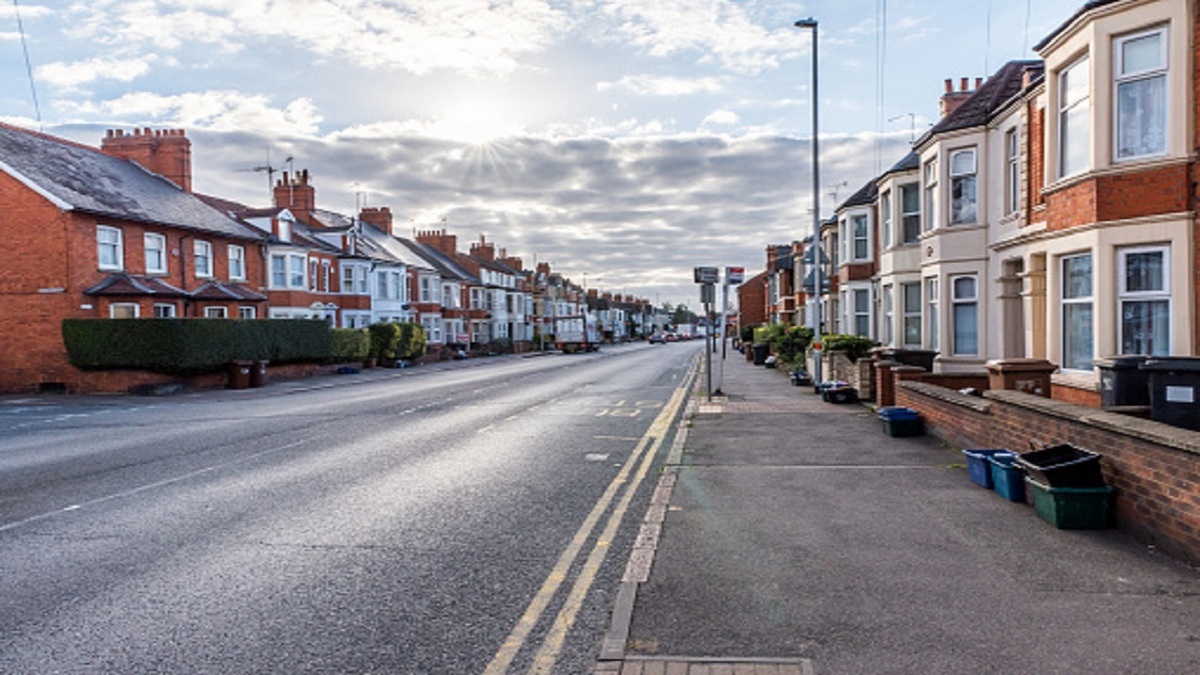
[[0, 124, 267, 393]]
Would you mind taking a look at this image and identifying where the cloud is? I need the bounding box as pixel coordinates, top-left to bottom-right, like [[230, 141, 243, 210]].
[[590, 0, 801, 75], [37, 55, 158, 89], [701, 110, 739, 126], [597, 75, 724, 97], [62, 0, 572, 77], [58, 91, 322, 135]]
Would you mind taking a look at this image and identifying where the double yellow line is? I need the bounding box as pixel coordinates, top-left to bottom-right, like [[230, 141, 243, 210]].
[[483, 382, 689, 674]]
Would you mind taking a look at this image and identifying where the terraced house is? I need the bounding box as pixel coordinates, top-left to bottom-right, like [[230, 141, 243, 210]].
[[752, 0, 1199, 405]]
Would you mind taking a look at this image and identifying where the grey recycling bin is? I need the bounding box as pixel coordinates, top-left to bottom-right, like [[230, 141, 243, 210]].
[[1139, 357, 1200, 431], [1094, 355, 1149, 407]]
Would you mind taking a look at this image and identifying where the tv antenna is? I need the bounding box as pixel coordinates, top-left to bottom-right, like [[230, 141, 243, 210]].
[[889, 113, 917, 144], [237, 150, 293, 202]]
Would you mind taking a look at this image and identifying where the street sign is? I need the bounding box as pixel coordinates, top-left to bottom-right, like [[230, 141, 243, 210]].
[[725, 266, 744, 284], [700, 283, 715, 304], [693, 266, 719, 284]]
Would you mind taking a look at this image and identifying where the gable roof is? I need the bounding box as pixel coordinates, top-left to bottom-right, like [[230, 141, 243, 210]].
[[1033, 0, 1123, 51], [0, 123, 259, 240], [836, 180, 879, 212], [398, 238, 480, 284]]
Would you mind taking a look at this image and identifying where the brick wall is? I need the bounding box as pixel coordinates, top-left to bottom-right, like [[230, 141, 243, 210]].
[[896, 381, 1200, 565]]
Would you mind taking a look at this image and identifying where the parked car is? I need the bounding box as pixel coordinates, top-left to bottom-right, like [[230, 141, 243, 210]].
[[649, 334, 666, 344]]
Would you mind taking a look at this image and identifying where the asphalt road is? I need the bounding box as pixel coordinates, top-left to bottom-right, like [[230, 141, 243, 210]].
[[0, 341, 700, 674]]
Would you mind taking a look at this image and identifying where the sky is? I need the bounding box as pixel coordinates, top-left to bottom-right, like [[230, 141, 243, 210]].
[[1, 0, 1085, 307]]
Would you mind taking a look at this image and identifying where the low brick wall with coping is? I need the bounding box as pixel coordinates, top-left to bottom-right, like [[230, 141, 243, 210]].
[[896, 379, 1200, 565]]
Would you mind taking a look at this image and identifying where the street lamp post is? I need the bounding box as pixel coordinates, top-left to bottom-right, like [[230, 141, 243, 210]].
[[795, 17, 822, 385]]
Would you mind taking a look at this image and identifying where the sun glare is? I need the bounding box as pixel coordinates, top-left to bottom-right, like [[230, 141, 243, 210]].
[[429, 104, 522, 145]]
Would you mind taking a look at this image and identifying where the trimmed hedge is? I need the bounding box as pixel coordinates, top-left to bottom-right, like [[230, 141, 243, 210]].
[[62, 319, 332, 374], [819, 334, 876, 361], [330, 328, 369, 362], [367, 322, 427, 361]]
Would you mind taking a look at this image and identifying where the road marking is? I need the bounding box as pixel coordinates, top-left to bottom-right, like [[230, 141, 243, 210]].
[[0, 438, 311, 534], [482, 383, 688, 675]]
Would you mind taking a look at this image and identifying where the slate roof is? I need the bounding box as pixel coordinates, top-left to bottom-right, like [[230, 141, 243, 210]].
[[0, 123, 259, 240], [85, 273, 187, 297], [879, 151, 920, 179], [923, 60, 1042, 139], [836, 180, 879, 212], [190, 280, 268, 301], [398, 238, 480, 284], [1033, 0, 1122, 51]]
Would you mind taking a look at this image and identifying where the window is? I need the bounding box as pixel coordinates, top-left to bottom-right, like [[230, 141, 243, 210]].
[[1005, 128, 1020, 215], [153, 303, 176, 318], [322, 261, 332, 292], [902, 282, 921, 347], [898, 184, 920, 244], [853, 289, 870, 337], [926, 278, 939, 352], [289, 255, 305, 289], [97, 226, 123, 270], [420, 276, 433, 303], [1059, 56, 1091, 178], [194, 240, 213, 278], [923, 159, 938, 231], [1061, 253, 1094, 370], [470, 288, 484, 310], [205, 306, 228, 318], [949, 148, 977, 224], [951, 276, 978, 356], [271, 255, 287, 288], [145, 233, 167, 274], [228, 245, 245, 280], [1118, 246, 1169, 355], [851, 215, 869, 260], [110, 303, 138, 318], [880, 191, 892, 249], [882, 284, 893, 345], [377, 271, 388, 299], [238, 306, 257, 319], [310, 259, 319, 291], [422, 316, 443, 343], [1115, 28, 1167, 159]]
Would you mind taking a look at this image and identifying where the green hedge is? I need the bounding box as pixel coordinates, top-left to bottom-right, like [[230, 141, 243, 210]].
[[62, 319, 332, 373], [819, 334, 877, 361], [367, 322, 427, 361], [330, 328, 369, 362]]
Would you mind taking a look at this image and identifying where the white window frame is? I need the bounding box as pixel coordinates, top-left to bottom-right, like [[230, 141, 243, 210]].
[[926, 277, 939, 352], [1114, 27, 1168, 161], [900, 183, 920, 243], [1061, 253, 1094, 371], [882, 284, 893, 346], [238, 306, 257, 319], [97, 225, 123, 271], [271, 255, 287, 288], [145, 232, 167, 275], [194, 240, 213, 278], [1117, 245, 1170, 355], [852, 288, 870, 337], [228, 245, 245, 281], [850, 214, 869, 261], [1005, 128, 1020, 215], [902, 282, 922, 348], [152, 303, 176, 318], [205, 306, 228, 318], [289, 254, 306, 289], [950, 275, 978, 356], [948, 148, 977, 225], [880, 190, 892, 249], [109, 302, 138, 318], [923, 159, 938, 232], [1058, 55, 1091, 179]]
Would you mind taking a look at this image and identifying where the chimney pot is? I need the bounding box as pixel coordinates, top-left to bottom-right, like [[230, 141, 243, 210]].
[[944, 78, 953, 93], [960, 77, 968, 91]]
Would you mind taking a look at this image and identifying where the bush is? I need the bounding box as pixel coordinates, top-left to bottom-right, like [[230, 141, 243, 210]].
[[740, 324, 757, 343], [330, 328, 369, 362], [819, 334, 877, 361], [368, 321, 427, 361], [769, 325, 813, 366], [62, 319, 332, 373]]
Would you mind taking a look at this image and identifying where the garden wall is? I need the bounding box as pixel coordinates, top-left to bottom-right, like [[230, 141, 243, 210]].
[[896, 380, 1200, 565]]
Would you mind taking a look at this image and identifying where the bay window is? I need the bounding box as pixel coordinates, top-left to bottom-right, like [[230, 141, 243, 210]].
[[949, 148, 977, 224], [902, 282, 921, 347], [900, 184, 920, 243], [1059, 56, 1091, 178], [1115, 28, 1166, 160], [926, 278, 939, 352], [1061, 253, 1094, 370], [1118, 246, 1169, 355], [923, 159, 938, 231], [951, 276, 978, 356]]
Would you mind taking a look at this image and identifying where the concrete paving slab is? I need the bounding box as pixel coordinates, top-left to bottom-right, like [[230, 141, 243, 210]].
[[609, 357, 1200, 674]]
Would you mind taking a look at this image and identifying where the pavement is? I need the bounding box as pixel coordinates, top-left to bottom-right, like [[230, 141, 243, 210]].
[[595, 352, 1200, 674]]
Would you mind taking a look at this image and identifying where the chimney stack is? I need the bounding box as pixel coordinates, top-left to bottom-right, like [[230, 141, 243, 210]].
[[101, 128, 193, 192], [939, 75, 979, 119], [359, 206, 395, 236], [273, 169, 316, 224]]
